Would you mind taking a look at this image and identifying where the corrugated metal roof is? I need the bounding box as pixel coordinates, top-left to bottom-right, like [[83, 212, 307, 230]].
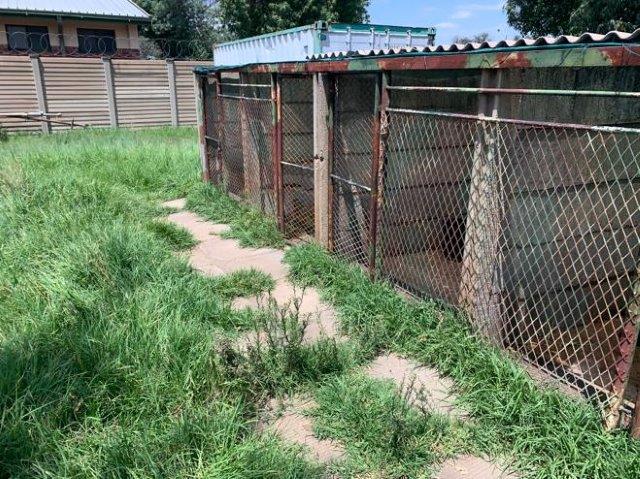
[[310, 29, 640, 60], [0, 0, 149, 19]]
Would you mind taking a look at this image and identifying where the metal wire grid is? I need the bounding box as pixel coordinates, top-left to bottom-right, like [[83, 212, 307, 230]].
[[378, 108, 640, 413], [281, 76, 315, 238], [332, 74, 377, 267], [217, 80, 275, 213], [203, 79, 222, 184]]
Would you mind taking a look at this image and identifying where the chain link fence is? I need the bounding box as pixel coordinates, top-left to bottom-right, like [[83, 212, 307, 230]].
[[281, 76, 315, 238], [332, 74, 377, 267], [199, 70, 639, 426], [379, 108, 640, 417]]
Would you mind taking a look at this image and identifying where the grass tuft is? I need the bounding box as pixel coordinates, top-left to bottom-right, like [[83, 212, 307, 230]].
[[284, 243, 640, 478]]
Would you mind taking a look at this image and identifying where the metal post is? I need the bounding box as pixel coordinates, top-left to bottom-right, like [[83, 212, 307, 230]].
[[194, 72, 208, 182], [313, 73, 333, 248], [103, 57, 118, 128], [166, 59, 179, 126], [30, 55, 50, 134], [215, 72, 226, 187], [271, 73, 285, 232], [368, 71, 389, 279]]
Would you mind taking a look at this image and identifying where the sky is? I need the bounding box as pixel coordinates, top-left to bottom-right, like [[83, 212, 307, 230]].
[[368, 0, 520, 44]]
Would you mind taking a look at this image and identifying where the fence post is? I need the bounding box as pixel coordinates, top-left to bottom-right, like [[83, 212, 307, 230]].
[[194, 72, 209, 182], [313, 73, 333, 248], [215, 72, 226, 187], [166, 59, 179, 126], [459, 69, 504, 342], [30, 55, 50, 134], [102, 57, 118, 128], [272, 73, 285, 232], [240, 72, 261, 203], [368, 71, 390, 279]]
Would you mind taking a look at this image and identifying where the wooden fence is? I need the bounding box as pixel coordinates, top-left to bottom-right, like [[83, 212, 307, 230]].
[[0, 55, 210, 133]]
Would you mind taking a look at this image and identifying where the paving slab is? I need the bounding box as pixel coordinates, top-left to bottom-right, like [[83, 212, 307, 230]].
[[260, 396, 345, 464], [436, 455, 519, 479], [162, 198, 187, 210], [364, 353, 461, 417], [217, 250, 288, 280], [167, 211, 227, 242]]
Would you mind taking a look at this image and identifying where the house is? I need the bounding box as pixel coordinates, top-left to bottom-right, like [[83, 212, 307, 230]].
[[0, 0, 150, 57]]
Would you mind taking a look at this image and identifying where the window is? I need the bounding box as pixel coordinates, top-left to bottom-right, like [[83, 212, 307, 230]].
[[7, 25, 50, 53], [77, 28, 116, 55]]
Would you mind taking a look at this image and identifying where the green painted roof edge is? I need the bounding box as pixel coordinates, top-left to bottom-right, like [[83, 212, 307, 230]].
[[197, 41, 629, 73]]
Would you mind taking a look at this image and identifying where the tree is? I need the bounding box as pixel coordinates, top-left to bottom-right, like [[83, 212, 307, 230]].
[[218, 0, 370, 38], [505, 0, 640, 37], [452, 32, 491, 44], [137, 0, 229, 59]]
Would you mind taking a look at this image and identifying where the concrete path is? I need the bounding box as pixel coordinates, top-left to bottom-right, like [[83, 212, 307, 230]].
[[436, 455, 519, 479], [162, 199, 517, 476], [259, 396, 345, 464], [364, 353, 462, 418]]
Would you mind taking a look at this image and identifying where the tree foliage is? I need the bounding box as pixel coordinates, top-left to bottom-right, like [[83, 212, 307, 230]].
[[505, 0, 640, 37], [218, 0, 370, 38], [452, 32, 491, 44], [137, 0, 229, 59]]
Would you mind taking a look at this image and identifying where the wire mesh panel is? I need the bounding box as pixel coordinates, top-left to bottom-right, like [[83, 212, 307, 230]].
[[378, 111, 475, 304], [332, 74, 377, 266], [281, 76, 314, 238], [215, 76, 275, 215], [379, 107, 640, 416], [203, 77, 222, 184], [219, 96, 245, 196]]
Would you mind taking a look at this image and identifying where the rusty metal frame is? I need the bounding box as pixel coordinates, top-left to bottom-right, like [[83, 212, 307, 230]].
[[214, 72, 225, 187], [198, 44, 640, 76], [271, 73, 285, 231]]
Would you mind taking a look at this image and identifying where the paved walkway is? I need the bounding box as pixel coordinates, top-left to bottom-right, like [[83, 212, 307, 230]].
[[162, 198, 518, 477]]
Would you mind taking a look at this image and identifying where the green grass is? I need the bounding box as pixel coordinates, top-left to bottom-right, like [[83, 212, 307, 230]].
[[0, 128, 318, 478], [284, 244, 640, 479], [2, 127, 639, 478]]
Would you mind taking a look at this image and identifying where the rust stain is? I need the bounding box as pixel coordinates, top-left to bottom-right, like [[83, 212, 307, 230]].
[[603, 45, 640, 66], [494, 51, 533, 68], [378, 54, 468, 71]]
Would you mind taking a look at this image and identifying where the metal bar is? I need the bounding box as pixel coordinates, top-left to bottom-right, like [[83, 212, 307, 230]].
[[219, 82, 272, 88], [385, 107, 640, 134], [330, 174, 372, 192], [218, 94, 273, 102], [215, 72, 226, 186], [386, 84, 640, 98], [272, 73, 285, 232], [373, 71, 391, 279], [368, 72, 383, 279], [282, 160, 315, 172], [327, 75, 336, 251]]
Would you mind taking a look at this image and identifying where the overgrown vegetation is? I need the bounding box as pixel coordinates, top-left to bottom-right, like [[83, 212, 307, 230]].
[[285, 244, 640, 478], [2, 127, 638, 478], [0, 128, 320, 477]]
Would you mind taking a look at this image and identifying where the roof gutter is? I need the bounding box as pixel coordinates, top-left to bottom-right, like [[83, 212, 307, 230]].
[[0, 9, 150, 23]]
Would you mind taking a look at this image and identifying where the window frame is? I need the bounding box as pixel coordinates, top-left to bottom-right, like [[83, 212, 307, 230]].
[[76, 28, 117, 56], [6, 24, 50, 53]]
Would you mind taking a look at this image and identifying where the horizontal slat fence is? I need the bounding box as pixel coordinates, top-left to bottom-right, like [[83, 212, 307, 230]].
[[0, 55, 209, 132]]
